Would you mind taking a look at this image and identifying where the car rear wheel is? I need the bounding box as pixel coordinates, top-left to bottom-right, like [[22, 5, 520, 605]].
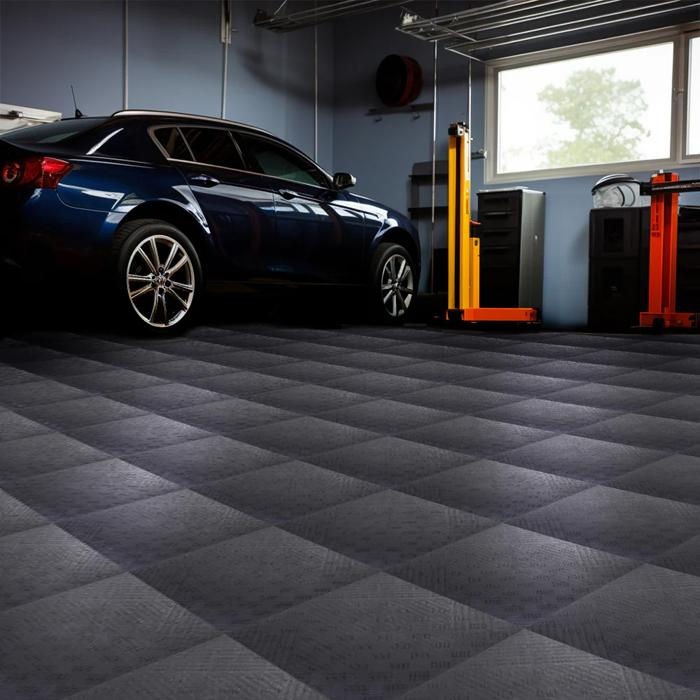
[[369, 242, 416, 323], [115, 220, 202, 333]]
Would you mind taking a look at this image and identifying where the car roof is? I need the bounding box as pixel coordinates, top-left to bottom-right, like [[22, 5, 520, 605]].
[[110, 110, 273, 136]]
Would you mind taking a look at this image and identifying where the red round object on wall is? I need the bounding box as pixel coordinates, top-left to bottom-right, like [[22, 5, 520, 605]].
[[376, 54, 423, 107]]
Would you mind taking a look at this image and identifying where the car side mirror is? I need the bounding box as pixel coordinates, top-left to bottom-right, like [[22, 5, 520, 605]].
[[333, 172, 356, 190]]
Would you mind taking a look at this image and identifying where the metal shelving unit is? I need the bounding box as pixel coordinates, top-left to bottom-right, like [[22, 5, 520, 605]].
[[397, 0, 700, 60]]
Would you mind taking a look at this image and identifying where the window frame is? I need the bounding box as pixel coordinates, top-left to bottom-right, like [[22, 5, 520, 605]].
[[484, 22, 700, 184], [683, 30, 700, 160]]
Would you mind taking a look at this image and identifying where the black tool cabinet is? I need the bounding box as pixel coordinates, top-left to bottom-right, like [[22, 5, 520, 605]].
[[476, 188, 545, 310], [588, 206, 700, 329]]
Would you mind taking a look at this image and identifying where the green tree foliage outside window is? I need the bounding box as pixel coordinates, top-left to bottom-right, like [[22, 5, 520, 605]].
[[538, 67, 650, 168]]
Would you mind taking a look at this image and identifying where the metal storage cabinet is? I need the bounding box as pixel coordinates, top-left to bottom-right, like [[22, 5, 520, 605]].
[[588, 206, 700, 330], [476, 188, 545, 310]]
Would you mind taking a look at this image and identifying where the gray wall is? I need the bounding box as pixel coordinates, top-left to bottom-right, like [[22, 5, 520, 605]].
[[0, 0, 334, 169], [332, 5, 700, 327]]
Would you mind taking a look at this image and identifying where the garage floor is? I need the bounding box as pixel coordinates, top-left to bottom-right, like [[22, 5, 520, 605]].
[[2, 322, 700, 699]]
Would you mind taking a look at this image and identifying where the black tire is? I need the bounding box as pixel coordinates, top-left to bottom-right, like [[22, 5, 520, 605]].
[[368, 242, 417, 324], [113, 219, 203, 334]]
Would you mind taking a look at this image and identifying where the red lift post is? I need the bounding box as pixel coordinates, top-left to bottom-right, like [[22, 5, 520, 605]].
[[639, 172, 700, 330]]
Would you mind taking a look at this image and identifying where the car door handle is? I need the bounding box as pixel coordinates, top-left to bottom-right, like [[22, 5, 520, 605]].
[[189, 174, 220, 188], [278, 189, 298, 200]]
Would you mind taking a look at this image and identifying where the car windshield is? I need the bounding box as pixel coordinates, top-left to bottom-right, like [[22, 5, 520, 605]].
[[1, 117, 108, 145]]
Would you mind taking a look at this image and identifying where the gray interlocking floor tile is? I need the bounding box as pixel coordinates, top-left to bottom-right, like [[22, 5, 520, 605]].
[[500, 434, 666, 482], [520, 359, 633, 381], [532, 565, 700, 691], [543, 382, 677, 410], [0, 524, 121, 611], [130, 358, 233, 380], [477, 397, 620, 431], [128, 435, 287, 486], [0, 378, 89, 408], [69, 414, 211, 455], [61, 489, 265, 568], [233, 416, 379, 457], [399, 385, 523, 413], [322, 398, 459, 433], [235, 573, 518, 699], [468, 370, 584, 396], [0, 409, 53, 441], [392, 523, 638, 625], [511, 486, 700, 561], [0, 432, 108, 480], [282, 489, 493, 568], [574, 413, 700, 451], [308, 436, 472, 486], [62, 368, 168, 392], [599, 369, 700, 394], [0, 488, 48, 537], [66, 635, 329, 700], [109, 382, 229, 411], [608, 454, 700, 506], [639, 395, 700, 422], [195, 460, 382, 523], [136, 527, 373, 631], [400, 630, 700, 700], [253, 384, 372, 413], [0, 364, 41, 385], [20, 395, 148, 430], [166, 398, 298, 434], [404, 415, 555, 457], [400, 459, 591, 519], [190, 370, 302, 397], [0, 573, 218, 700], [2, 458, 179, 519], [323, 370, 438, 397], [387, 360, 496, 383]]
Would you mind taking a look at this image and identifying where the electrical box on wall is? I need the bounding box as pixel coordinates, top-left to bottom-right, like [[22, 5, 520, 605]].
[[0, 104, 61, 133]]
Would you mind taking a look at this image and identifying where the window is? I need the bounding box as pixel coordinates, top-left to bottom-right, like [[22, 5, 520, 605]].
[[180, 127, 245, 170], [237, 133, 328, 187], [487, 28, 700, 181], [153, 127, 192, 161], [688, 36, 700, 156]]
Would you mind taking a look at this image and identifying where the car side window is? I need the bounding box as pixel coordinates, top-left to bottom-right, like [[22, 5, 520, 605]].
[[236, 132, 329, 188], [153, 127, 192, 161], [180, 127, 245, 170]]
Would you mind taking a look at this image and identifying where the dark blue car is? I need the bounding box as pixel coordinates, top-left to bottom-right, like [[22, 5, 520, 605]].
[[0, 110, 420, 332]]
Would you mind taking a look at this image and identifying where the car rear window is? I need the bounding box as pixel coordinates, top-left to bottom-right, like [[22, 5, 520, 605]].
[[180, 127, 245, 170], [1, 118, 108, 145], [153, 127, 192, 160]]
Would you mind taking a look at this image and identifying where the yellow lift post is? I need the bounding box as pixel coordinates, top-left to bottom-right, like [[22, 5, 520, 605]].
[[446, 122, 539, 324]]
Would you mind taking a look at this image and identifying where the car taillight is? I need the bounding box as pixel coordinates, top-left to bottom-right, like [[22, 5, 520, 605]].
[[0, 157, 72, 189]]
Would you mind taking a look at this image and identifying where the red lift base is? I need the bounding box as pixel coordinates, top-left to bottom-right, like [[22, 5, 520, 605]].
[[639, 312, 699, 330], [447, 307, 539, 323]]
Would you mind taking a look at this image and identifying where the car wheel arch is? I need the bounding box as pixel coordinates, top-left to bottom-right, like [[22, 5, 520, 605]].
[[117, 201, 213, 266], [372, 228, 420, 277]]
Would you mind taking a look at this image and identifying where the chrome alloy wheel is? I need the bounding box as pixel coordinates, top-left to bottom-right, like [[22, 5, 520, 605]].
[[380, 253, 414, 318], [126, 234, 195, 328]]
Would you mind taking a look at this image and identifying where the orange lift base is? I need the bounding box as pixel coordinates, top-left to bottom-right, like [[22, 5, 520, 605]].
[[446, 307, 539, 323], [639, 312, 699, 330]]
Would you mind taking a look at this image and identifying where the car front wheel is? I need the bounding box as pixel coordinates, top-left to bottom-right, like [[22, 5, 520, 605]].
[[369, 242, 417, 323], [115, 220, 202, 333]]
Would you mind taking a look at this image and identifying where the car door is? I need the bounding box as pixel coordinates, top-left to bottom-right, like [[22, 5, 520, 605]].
[[152, 124, 276, 280], [234, 130, 367, 283]]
